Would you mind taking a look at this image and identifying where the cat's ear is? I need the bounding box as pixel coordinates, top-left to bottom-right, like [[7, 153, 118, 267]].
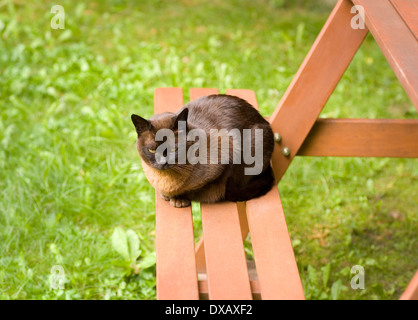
[[174, 108, 189, 130], [131, 114, 151, 135]]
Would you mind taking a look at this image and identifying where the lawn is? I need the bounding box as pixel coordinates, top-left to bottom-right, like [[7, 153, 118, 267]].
[[0, 0, 416, 300]]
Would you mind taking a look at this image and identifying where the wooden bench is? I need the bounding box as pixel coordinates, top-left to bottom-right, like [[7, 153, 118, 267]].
[[154, 87, 304, 300], [153, 0, 418, 300]]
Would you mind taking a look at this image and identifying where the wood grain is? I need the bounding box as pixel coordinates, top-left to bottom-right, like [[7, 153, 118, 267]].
[[191, 88, 220, 276], [190, 88, 252, 300], [154, 88, 199, 300], [227, 89, 304, 299], [200, 202, 252, 299], [354, 0, 418, 109], [298, 118, 418, 157], [246, 186, 305, 299], [390, 0, 418, 40], [268, 0, 368, 182]]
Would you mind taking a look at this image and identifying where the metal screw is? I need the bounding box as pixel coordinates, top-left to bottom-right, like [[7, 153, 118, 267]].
[[282, 147, 290, 157], [274, 132, 282, 143]]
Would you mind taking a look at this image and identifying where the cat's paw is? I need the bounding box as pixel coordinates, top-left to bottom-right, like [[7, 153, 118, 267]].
[[169, 198, 191, 208], [159, 192, 170, 201]]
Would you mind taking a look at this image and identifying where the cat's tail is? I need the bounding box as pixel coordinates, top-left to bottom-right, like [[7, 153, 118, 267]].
[[224, 165, 275, 202]]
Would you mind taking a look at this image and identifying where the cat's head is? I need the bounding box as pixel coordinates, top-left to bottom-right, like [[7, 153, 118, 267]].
[[131, 108, 190, 171]]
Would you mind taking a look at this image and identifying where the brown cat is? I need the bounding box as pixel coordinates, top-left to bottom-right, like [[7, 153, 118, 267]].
[[131, 94, 275, 208]]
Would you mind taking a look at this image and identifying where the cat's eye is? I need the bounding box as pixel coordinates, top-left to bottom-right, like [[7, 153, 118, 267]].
[[148, 148, 156, 153], [171, 147, 178, 152]]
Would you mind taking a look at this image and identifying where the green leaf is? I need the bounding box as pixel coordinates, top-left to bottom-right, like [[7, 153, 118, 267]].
[[321, 263, 331, 290], [111, 227, 129, 260], [366, 178, 375, 193], [139, 252, 156, 269], [365, 258, 377, 267], [319, 292, 329, 300], [307, 265, 318, 286], [58, 29, 72, 42], [371, 283, 385, 296], [330, 279, 342, 300], [126, 229, 141, 262]]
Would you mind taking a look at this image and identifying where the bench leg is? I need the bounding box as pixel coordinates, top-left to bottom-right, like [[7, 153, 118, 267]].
[[400, 270, 418, 300], [268, 0, 368, 181]]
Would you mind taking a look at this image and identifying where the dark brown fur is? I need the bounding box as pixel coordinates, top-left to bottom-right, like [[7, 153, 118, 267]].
[[131, 94, 275, 208]]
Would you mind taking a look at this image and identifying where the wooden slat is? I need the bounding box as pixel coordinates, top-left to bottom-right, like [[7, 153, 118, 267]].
[[400, 270, 418, 300], [297, 118, 418, 157], [236, 202, 249, 241], [196, 203, 249, 274], [154, 88, 199, 300], [200, 202, 252, 299], [240, 85, 304, 300], [191, 88, 220, 276], [199, 280, 262, 300], [228, 88, 304, 299], [193, 90, 250, 275], [189, 87, 219, 100], [224, 89, 256, 246], [225, 89, 257, 248], [198, 280, 209, 300], [154, 87, 184, 114], [226, 89, 258, 107], [390, 0, 418, 40], [246, 187, 305, 299], [195, 237, 206, 275], [353, 0, 418, 109], [268, 0, 368, 182], [190, 87, 252, 300], [189, 88, 219, 99]]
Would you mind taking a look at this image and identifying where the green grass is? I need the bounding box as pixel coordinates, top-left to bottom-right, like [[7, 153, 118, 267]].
[[0, 0, 417, 300]]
